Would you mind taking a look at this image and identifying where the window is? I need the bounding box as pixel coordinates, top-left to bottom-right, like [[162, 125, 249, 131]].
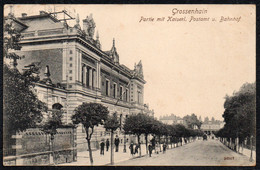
[[70, 64, 72, 67], [70, 57, 73, 61], [69, 77, 72, 80], [113, 83, 117, 98], [126, 89, 128, 101], [105, 80, 109, 96], [81, 66, 84, 84], [138, 91, 141, 104], [69, 70, 72, 74], [70, 50, 73, 54], [119, 86, 123, 100]]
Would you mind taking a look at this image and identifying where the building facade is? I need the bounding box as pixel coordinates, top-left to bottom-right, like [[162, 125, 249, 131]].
[[201, 121, 224, 135], [6, 10, 154, 150]]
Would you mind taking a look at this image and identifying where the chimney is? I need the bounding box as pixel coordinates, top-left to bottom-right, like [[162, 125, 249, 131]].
[[21, 13, 27, 17]]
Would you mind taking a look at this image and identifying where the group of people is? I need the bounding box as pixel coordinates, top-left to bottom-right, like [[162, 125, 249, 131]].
[[147, 138, 168, 157], [100, 136, 168, 157], [128, 142, 140, 156], [100, 135, 120, 155]]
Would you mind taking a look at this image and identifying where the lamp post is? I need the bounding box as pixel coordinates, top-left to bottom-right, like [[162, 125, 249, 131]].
[[123, 115, 128, 153]]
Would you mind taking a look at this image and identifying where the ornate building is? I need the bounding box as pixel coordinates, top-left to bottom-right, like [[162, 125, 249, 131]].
[[6, 10, 154, 150]]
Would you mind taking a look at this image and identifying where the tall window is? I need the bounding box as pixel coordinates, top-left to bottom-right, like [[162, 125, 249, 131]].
[[126, 89, 128, 102], [113, 83, 117, 98], [105, 80, 109, 96], [86, 68, 90, 87], [81, 66, 84, 84], [137, 91, 140, 104], [119, 86, 123, 100]]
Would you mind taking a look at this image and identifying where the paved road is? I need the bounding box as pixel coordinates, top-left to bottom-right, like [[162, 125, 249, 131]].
[[115, 139, 255, 166]]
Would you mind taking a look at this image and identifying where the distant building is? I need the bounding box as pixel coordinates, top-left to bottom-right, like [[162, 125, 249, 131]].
[[201, 120, 224, 135], [159, 114, 185, 126]]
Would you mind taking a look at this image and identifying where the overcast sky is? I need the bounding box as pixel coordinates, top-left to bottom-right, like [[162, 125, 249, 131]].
[[4, 5, 255, 121]]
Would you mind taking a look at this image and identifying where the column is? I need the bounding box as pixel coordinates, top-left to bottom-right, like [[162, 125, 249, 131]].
[[89, 68, 93, 88], [83, 65, 86, 86], [97, 61, 101, 89]]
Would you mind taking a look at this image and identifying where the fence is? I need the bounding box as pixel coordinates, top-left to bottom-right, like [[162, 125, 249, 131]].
[[3, 127, 77, 166]]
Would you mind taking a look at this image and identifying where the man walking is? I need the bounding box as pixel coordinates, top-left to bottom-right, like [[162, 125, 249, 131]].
[[134, 143, 139, 155], [163, 142, 167, 153], [129, 142, 134, 156], [100, 140, 105, 155], [106, 139, 110, 152], [148, 143, 153, 157], [114, 135, 120, 152]]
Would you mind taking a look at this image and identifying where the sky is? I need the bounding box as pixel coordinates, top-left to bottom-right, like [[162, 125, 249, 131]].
[[4, 5, 256, 121]]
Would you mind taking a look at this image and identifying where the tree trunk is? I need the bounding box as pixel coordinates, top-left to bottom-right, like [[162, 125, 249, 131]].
[[138, 135, 141, 157], [249, 136, 253, 162], [87, 139, 93, 165], [110, 130, 114, 165], [159, 135, 161, 152], [145, 134, 148, 155]]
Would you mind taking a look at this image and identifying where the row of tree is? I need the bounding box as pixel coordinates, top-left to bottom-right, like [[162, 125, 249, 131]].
[[215, 82, 256, 140], [71, 104, 205, 165], [214, 82, 255, 161]]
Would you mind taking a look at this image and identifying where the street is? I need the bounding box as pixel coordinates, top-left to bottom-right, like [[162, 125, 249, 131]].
[[115, 139, 254, 166]]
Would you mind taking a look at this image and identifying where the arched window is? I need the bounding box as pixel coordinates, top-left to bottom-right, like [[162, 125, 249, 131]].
[[52, 103, 63, 110]]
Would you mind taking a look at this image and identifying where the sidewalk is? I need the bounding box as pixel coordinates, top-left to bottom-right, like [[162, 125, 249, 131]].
[[59, 141, 195, 166], [219, 139, 256, 162], [59, 144, 147, 166]]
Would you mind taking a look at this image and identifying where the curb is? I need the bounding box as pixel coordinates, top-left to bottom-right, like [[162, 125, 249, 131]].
[[104, 154, 147, 165]]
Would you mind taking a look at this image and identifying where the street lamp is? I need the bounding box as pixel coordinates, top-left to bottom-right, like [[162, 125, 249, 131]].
[[123, 115, 128, 153]]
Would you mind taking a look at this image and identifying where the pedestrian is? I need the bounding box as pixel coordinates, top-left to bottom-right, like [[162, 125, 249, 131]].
[[129, 142, 134, 156], [100, 140, 105, 155], [155, 142, 159, 154], [134, 143, 139, 154], [114, 135, 120, 152], [151, 138, 155, 151], [106, 139, 110, 152], [163, 143, 167, 153], [148, 143, 153, 157]]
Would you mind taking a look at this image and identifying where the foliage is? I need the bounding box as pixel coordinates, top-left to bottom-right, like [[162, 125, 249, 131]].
[[216, 82, 256, 139], [71, 102, 109, 165], [4, 18, 24, 64], [104, 112, 120, 132], [3, 17, 46, 133], [3, 63, 46, 133], [41, 109, 63, 137], [183, 113, 202, 129], [72, 102, 109, 139]]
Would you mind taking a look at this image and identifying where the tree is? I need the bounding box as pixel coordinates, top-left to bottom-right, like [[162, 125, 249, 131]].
[[123, 113, 148, 157], [41, 108, 63, 164], [183, 114, 202, 129], [138, 114, 156, 154], [204, 116, 209, 123], [104, 112, 120, 165], [174, 124, 186, 146], [4, 16, 24, 68], [71, 102, 109, 165], [217, 82, 255, 161], [3, 17, 46, 134]]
